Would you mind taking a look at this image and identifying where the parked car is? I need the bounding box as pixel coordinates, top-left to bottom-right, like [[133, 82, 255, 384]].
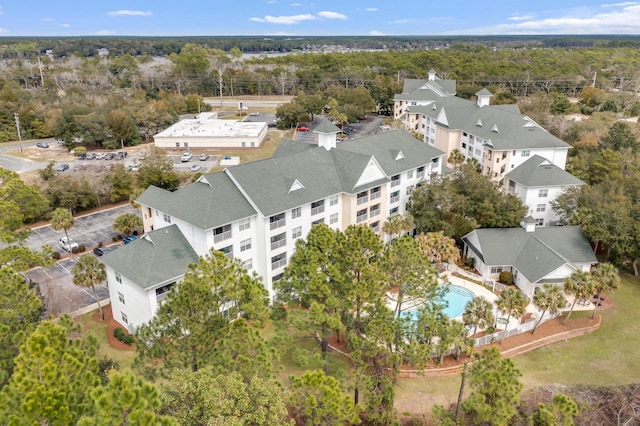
[[190, 164, 202, 172], [249, 111, 260, 116], [36, 142, 49, 148], [268, 120, 277, 128], [59, 237, 78, 252], [123, 235, 138, 244], [93, 246, 111, 256], [95, 153, 105, 160], [181, 152, 193, 162], [56, 139, 65, 144], [117, 151, 127, 159], [199, 153, 209, 161], [55, 163, 69, 172], [77, 153, 86, 160], [85, 153, 96, 160], [105, 153, 116, 160], [296, 125, 310, 132]]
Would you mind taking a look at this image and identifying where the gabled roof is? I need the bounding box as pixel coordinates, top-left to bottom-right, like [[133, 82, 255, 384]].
[[506, 155, 585, 187], [462, 226, 597, 284], [410, 96, 570, 151], [395, 77, 457, 101], [313, 120, 341, 134], [136, 172, 257, 230], [100, 224, 199, 290]]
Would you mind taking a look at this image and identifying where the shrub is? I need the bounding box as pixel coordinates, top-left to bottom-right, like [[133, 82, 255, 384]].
[[98, 241, 104, 248], [112, 236, 118, 242], [71, 246, 80, 254], [464, 257, 476, 268], [113, 327, 135, 345], [270, 301, 287, 321], [78, 244, 86, 252], [52, 251, 61, 260], [499, 271, 514, 285], [117, 235, 123, 241]]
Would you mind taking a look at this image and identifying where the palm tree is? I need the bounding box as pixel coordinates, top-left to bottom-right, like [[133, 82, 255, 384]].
[[462, 296, 495, 338], [496, 288, 528, 343], [562, 269, 594, 324], [112, 212, 143, 237], [448, 149, 465, 170], [382, 213, 414, 243], [449, 320, 474, 362], [50, 207, 74, 248], [72, 255, 107, 320], [531, 284, 566, 334], [590, 263, 620, 319]]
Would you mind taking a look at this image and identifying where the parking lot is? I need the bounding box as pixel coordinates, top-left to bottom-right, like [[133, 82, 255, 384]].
[[294, 115, 386, 144], [20, 203, 139, 317]]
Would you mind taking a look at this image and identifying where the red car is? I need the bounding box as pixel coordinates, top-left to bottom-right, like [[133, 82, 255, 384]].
[[296, 125, 310, 132]]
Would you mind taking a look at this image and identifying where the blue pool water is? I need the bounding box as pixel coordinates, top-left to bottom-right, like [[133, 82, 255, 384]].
[[402, 285, 475, 320]]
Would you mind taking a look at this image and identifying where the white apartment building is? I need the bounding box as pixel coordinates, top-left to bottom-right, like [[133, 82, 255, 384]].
[[394, 70, 577, 225], [101, 125, 445, 331]]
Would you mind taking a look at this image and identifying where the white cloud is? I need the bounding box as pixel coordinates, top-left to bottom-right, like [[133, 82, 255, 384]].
[[317, 11, 347, 20], [366, 8, 377, 12], [508, 14, 535, 21], [250, 14, 315, 24], [602, 2, 638, 7], [42, 17, 54, 22], [290, 2, 301, 6], [393, 19, 413, 24], [370, 30, 385, 35], [453, 3, 640, 35], [96, 30, 116, 35], [107, 10, 153, 17], [60, 23, 71, 28], [267, 0, 277, 3]]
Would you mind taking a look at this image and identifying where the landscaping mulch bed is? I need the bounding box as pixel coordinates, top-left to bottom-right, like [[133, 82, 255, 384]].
[[91, 304, 135, 351]]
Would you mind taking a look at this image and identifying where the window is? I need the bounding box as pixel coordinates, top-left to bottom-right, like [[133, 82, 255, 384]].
[[390, 191, 400, 204], [163, 214, 171, 224], [356, 208, 368, 223], [271, 233, 286, 250], [521, 150, 530, 157], [291, 207, 301, 219], [407, 169, 414, 179], [156, 283, 175, 303], [461, 142, 467, 149], [536, 204, 546, 212], [508, 180, 516, 191], [536, 218, 544, 226], [389, 206, 399, 215], [502, 151, 507, 159], [390, 174, 400, 187], [271, 252, 287, 270], [213, 224, 232, 243], [357, 191, 369, 205], [330, 195, 339, 206], [406, 186, 413, 195], [416, 166, 425, 179], [121, 312, 128, 324], [240, 238, 251, 252], [251, 142, 255, 147], [239, 218, 250, 231], [370, 186, 381, 200], [311, 200, 325, 215], [184, 142, 188, 147], [241, 142, 246, 147], [370, 221, 379, 233], [311, 218, 325, 225], [118, 292, 125, 304], [243, 258, 253, 270], [272, 273, 284, 283], [330, 213, 339, 224], [490, 267, 502, 274], [115, 272, 122, 284], [369, 204, 380, 217], [270, 213, 286, 230], [538, 189, 548, 198], [292, 226, 302, 239]]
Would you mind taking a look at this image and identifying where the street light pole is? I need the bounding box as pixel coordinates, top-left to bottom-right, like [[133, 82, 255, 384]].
[[13, 112, 23, 154]]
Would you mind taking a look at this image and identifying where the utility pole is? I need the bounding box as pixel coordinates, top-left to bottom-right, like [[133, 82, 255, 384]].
[[197, 98, 201, 114], [13, 113, 23, 153], [37, 56, 45, 86]]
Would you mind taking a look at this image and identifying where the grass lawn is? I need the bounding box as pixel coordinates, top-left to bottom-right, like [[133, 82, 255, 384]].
[[397, 272, 640, 414], [75, 311, 136, 369], [206, 130, 289, 172]]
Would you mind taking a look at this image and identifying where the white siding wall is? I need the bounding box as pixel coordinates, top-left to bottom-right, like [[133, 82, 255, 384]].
[[507, 148, 569, 171], [106, 266, 157, 331]]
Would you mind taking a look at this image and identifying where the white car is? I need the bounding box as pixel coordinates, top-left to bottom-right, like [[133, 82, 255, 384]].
[[95, 153, 105, 160], [59, 237, 79, 252], [181, 152, 193, 162], [190, 164, 202, 172]]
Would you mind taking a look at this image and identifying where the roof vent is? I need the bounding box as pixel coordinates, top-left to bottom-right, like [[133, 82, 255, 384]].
[[394, 150, 405, 161], [476, 119, 483, 127], [288, 179, 305, 193], [491, 124, 499, 133]]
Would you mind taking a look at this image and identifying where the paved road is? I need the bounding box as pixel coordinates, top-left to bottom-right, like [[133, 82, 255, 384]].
[[20, 203, 140, 317], [0, 139, 55, 174], [204, 97, 292, 109]]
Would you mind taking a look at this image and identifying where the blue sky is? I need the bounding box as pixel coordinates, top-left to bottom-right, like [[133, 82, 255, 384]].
[[2, 1, 640, 37]]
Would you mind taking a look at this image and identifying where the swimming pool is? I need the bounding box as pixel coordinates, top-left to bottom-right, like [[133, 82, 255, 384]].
[[402, 285, 475, 320]]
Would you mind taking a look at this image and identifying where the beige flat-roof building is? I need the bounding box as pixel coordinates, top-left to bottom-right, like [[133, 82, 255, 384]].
[[154, 113, 268, 149]]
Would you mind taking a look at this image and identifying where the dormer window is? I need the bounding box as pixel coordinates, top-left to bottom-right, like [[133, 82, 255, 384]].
[[476, 119, 483, 127]]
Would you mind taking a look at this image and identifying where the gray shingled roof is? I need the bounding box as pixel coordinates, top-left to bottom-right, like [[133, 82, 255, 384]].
[[462, 226, 597, 283], [100, 225, 199, 290], [313, 120, 342, 134], [136, 172, 257, 230], [506, 155, 585, 187], [395, 78, 457, 101], [411, 96, 570, 151]]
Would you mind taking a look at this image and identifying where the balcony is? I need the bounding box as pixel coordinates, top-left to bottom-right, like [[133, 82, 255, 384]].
[[390, 194, 399, 204], [311, 205, 325, 215], [356, 213, 368, 223], [213, 230, 232, 243], [357, 195, 369, 205], [271, 237, 286, 251], [271, 258, 287, 270], [270, 218, 286, 230]]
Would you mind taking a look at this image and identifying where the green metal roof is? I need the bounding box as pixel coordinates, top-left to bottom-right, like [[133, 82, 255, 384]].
[[100, 224, 199, 290], [136, 172, 257, 230], [462, 226, 597, 283], [506, 155, 585, 187]]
